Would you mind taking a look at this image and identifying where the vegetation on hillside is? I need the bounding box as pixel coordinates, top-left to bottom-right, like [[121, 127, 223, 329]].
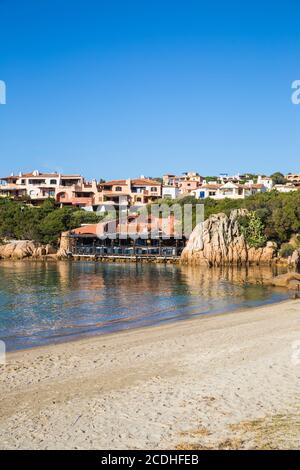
[[0, 198, 104, 246], [270, 171, 286, 185], [1, 189, 300, 248], [154, 190, 300, 246]]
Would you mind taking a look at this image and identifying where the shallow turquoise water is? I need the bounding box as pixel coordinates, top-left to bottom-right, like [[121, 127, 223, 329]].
[[0, 261, 289, 351]]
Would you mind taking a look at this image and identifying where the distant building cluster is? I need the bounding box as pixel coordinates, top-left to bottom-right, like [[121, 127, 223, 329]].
[[0, 169, 300, 212]]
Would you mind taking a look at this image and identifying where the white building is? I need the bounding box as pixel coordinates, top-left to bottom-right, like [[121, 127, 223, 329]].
[[257, 175, 273, 190], [192, 181, 266, 200], [162, 186, 180, 200], [273, 184, 298, 193]]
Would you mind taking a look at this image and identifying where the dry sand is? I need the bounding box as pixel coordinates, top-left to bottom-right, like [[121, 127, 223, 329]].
[[0, 299, 300, 450]]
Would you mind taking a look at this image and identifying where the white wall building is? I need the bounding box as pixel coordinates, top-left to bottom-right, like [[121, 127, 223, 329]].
[[162, 186, 180, 200], [192, 181, 266, 200], [257, 175, 273, 190], [273, 184, 298, 193]]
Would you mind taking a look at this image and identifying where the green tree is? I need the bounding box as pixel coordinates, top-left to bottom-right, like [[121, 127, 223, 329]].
[[270, 171, 286, 185], [238, 211, 267, 248]]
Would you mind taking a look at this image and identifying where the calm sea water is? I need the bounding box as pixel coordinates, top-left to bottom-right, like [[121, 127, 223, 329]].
[[0, 261, 289, 351]]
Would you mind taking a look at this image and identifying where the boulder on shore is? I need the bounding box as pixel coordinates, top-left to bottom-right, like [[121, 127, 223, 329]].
[[0, 241, 56, 260], [266, 272, 300, 290], [181, 209, 277, 266]]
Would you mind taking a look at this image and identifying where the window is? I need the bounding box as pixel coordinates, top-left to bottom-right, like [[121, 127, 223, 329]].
[[29, 179, 46, 185], [115, 186, 122, 191], [50, 179, 57, 185], [21, 179, 26, 185], [150, 187, 157, 192]]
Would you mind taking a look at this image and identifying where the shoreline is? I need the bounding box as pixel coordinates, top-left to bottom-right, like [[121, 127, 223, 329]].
[[1, 298, 300, 449], [0, 254, 293, 267], [5, 294, 292, 354]]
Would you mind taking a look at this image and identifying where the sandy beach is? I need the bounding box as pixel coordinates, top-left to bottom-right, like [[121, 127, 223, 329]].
[[0, 299, 299, 450]]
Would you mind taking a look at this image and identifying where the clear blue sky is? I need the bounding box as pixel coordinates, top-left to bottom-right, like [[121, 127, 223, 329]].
[[0, 0, 300, 180]]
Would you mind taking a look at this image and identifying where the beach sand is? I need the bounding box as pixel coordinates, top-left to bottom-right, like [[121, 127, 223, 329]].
[[0, 299, 300, 450]]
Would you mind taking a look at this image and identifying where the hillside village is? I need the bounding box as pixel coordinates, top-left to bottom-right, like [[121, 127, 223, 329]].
[[0, 169, 299, 212]]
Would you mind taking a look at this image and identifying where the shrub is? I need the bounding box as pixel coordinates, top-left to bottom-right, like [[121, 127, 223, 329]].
[[238, 211, 267, 248], [0, 198, 104, 246], [279, 243, 294, 258]]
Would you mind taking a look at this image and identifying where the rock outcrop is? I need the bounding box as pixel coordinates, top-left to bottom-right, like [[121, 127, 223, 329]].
[[0, 241, 56, 260], [265, 272, 300, 291], [288, 250, 300, 269], [181, 209, 277, 266]]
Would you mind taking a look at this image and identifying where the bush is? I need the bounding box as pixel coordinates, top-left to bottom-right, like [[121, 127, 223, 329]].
[[296, 234, 300, 248], [149, 190, 300, 246], [238, 211, 267, 248], [279, 243, 294, 258], [0, 198, 104, 246]]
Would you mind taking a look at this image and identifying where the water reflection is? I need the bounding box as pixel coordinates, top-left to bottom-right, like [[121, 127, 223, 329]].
[[0, 261, 289, 351]]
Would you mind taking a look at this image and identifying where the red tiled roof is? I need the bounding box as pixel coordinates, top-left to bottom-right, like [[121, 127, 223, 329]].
[[100, 180, 127, 186], [72, 224, 99, 235], [200, 184, 221, 189], [131, 179, 161, 186], [101, 190, 131, 195], [100, 178, 161, 187], [71, 214, 177, 237], [238, 184, 264, 189]]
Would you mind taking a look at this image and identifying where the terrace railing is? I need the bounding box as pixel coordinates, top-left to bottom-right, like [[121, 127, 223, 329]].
[[71, 245, 182, 258]]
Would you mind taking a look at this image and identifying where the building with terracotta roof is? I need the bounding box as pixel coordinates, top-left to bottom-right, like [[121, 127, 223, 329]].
[[0, 170, 98, 207], [285, 173, 300, 185], [162, 171, 203, 195], [0, 171, 164, 210], [65, 213, 185, 258], [97, 177, 162, 210]]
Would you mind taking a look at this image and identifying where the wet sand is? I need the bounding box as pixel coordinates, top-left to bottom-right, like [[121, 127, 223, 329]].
[[0, 299, 300, 449]]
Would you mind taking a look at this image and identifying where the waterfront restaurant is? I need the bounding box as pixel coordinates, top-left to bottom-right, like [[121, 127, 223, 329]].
[[67, 214, 186, 258]]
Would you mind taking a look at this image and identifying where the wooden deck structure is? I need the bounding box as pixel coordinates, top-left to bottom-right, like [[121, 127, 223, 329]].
[[68, 234, 185, 259]]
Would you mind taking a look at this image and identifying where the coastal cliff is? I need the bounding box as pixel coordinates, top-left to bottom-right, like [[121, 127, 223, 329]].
[[181, 209, 280, 266]]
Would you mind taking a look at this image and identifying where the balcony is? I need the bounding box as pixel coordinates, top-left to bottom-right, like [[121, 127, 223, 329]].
[[0, 183, 26, 189], [59, 196, 94, 206]]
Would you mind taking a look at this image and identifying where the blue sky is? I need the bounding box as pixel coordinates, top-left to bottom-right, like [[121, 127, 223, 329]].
[[0, 0, 299, 180]]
